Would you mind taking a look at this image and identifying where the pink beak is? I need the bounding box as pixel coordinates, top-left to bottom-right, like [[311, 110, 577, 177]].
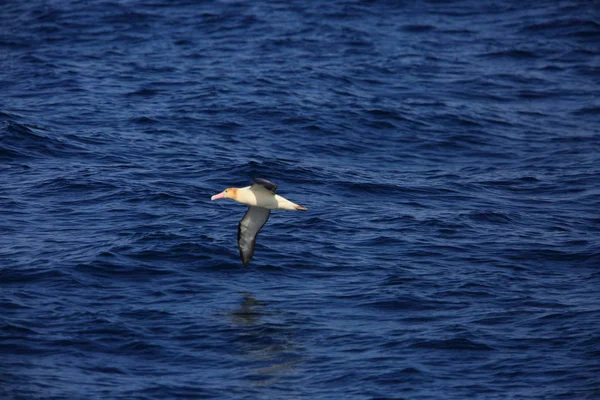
[[211, 191, 225, 201]]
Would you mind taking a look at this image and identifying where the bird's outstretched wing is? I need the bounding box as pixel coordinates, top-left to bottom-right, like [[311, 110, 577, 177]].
[[237, 206, 271, 266], [252, 178, 277, 193]]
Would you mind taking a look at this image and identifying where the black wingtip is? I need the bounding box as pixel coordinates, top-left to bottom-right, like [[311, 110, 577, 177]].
[[252, 178, 277, 193]]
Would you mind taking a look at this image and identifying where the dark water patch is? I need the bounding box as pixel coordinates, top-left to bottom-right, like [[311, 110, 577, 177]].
[[572, 106, 600, 116], [520, 18, 600, 37], [126, 88, 161, 97], [401, 24, 435, 33]]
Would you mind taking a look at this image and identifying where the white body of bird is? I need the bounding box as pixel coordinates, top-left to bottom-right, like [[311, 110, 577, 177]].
[[211, 184, 307, 211]]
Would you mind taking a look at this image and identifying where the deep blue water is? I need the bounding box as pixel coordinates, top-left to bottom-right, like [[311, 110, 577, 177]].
[[1, 1, 599, 398]]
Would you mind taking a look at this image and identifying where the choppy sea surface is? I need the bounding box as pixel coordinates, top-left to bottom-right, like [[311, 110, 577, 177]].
[[1, 1, 599, 399]]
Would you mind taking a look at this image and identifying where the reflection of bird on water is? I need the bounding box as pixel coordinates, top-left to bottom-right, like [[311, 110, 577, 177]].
[[228, 292, 302, 386], [229, 292, 268, 326]]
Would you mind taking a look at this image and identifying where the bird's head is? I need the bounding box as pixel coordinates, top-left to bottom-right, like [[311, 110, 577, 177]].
[[211, 187, 238, 201]]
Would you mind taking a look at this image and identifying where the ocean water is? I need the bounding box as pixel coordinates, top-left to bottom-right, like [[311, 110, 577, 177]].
[[1, 1, 599, 399]]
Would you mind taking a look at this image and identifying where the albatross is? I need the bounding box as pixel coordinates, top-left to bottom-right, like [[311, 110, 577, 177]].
[[211, 178, 307, 266]]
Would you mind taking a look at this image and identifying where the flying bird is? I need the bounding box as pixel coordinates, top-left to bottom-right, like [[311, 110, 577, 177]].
[[211, 178, 307, 266]]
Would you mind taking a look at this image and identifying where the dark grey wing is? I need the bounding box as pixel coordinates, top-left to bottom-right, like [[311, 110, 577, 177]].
[[252, 178, 277, 193], [237, 206, 271, 266]]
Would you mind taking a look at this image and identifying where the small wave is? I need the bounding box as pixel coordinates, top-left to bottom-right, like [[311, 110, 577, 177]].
[[0, 320, 40, 335], [411, 337, 494, 351], [0, 265, 70, 284], [361, 296, 445, 312], [518, 89, 561, 99], [505, 248, 600, 266], [462, 210, 516, 224], [74, 259, 176, 280], [29, 176, 119, 194], [0, 120, 86, 160], [130, 116, 160, 124], [481, 49, 538, 59], [334, 180, 404, 196]]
